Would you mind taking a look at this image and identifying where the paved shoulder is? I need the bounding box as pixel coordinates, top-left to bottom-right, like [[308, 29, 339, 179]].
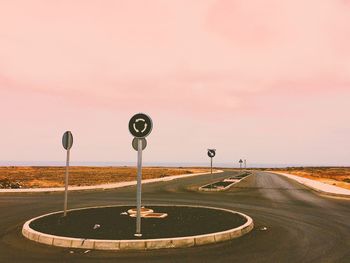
[[271, 172, 350, 198]]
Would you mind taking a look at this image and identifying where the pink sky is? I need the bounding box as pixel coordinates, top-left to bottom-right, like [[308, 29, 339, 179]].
[[0, 0, 349, 166]]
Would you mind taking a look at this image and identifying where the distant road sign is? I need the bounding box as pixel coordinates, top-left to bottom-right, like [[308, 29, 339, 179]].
[[62, 131, 73, 150], [129, 113, 153, 138], [132, 138, 147, 151], [62, 131, 73, 217], [208, 149, 216, 158], [239, 159, 243, 163]]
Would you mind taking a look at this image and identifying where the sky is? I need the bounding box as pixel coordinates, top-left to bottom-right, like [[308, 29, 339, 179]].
[[0, 0, 350, 167]]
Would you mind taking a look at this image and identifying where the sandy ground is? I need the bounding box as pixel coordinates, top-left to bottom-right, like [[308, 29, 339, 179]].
[[266, 167, 350, 190], [0, 166, 208, 188]]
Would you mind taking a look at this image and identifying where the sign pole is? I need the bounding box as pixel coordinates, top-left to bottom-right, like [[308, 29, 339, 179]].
[[207, 149, 216, 188], [135, 138, 143, 237], [62, 132, 73, 217], [211, 157, 213, 187], [128, 113, 153, 237], [63, 148, 70, 216], [239, 159, 243, 170]]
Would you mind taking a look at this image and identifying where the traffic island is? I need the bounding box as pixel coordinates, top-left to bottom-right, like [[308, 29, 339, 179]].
[[22, 205, 253, 250], [199, 172, 252, 191]]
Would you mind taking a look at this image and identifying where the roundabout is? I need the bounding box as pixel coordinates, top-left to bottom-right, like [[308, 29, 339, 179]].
[[0, 170, 349, 262], [22, 205, 254, 250]]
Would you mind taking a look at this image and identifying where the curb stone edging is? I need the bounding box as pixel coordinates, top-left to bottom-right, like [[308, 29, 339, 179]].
[[271, 172, 350, 198], [1, 170, 224, 193], [22, 205, 254, 251]]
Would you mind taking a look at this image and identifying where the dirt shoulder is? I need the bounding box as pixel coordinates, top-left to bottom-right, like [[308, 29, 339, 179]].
[[267, 167, 350, 190], [0, 167, 208, 189]]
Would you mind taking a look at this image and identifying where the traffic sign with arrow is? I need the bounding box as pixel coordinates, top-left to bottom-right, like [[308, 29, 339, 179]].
[[128, 113, 153, 138], [129, 113, 153, 237], [207, 149, 216, 158]]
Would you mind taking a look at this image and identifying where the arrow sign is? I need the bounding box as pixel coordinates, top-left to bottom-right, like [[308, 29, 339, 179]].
[[129, 113, 153, 138], [129, 113, 153, 237], [207, 149, 216, 158], [207, 149, 216, 177]]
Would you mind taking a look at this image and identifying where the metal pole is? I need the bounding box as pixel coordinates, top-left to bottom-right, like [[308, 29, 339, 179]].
[[210, 157, 213, 188], [135, 138, 143, 237], [63, 149, 70, 216]]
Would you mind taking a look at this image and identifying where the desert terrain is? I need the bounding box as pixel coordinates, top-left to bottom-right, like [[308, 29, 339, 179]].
[[0, 166, 208, 189]]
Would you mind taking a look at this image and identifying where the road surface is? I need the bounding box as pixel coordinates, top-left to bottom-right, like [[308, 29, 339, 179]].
[[0, 171, 349, 262]]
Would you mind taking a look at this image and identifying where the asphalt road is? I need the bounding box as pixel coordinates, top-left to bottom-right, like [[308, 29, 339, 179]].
[[0, 170, 349, 263]]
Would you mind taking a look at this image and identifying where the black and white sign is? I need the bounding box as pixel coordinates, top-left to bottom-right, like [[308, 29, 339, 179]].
[[132, 138, 147, 151], [207, 149, 216, 158], [128, 113, 153, 237], [129, 113, 153, 138]]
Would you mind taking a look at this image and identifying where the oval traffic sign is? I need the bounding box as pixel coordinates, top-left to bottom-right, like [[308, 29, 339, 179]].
[[132, 138, 147, 151], [62, 131, 73, 150], [129, 113, 153, 138], [207, 149, 216, 158]]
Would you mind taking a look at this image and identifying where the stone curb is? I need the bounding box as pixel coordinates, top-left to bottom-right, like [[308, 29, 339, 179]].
[[1, 170, 224, 193], [22, 204, 253, 251], [199, 173, 252, 192], [271, 172, 350, 198]]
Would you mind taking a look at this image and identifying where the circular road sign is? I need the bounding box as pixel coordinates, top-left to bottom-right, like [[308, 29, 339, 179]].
[[62, 131, 73, 150], [129, 113, 153, 138], [132, 138, 147, 151], [208, 149, 216, 158]]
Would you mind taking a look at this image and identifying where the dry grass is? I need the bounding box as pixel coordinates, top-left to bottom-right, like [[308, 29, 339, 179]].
[[270, 167, 350, 190], [0, 166, 208, 188]]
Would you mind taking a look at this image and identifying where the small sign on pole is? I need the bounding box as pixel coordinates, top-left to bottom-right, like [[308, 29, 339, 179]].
[[239, 159, 243, 170], [207, 149, 216, 175], [207, 149, 216, 186], [129, 113, 153, 237], [62, 131, 73, 217], [129, 113, 153, 138], [132, 137, 147, 151]]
